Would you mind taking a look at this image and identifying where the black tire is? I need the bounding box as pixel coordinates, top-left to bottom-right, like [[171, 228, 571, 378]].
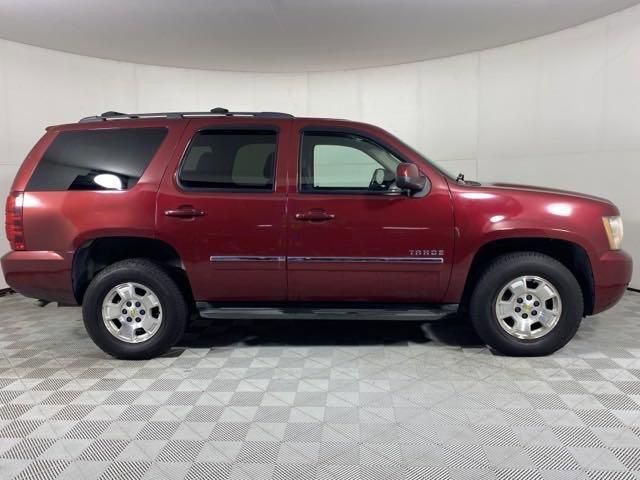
[[469, 252, 583, 356], [82, 258, 188, 359]]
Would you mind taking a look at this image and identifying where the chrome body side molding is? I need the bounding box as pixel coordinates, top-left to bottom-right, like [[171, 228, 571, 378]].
[[210, 256, 286, 262], [209, 256, 444, 264], [287, 256, 444, 264]]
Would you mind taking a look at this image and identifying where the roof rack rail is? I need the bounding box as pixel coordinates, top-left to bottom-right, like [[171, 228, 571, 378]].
[[79, 107, 293, 123]]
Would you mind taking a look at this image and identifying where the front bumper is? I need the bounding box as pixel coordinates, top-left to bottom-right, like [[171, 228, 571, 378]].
[[592, 249, 633, 314], [1, 250, 77, 304]]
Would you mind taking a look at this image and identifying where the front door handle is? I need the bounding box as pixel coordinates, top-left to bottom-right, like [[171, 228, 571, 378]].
[[295, 210, 336, 222], [164, 206, 206, 218]]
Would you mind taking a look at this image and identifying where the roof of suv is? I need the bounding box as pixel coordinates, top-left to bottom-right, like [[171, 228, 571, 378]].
[[78, 107, 294, 124]]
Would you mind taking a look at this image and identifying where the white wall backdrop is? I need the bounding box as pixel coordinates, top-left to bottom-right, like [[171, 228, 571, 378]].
[[0, 4, 638, 289]]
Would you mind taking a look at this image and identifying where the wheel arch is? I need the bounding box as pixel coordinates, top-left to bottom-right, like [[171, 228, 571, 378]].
[[460, 237, 595, 316], [72, 236, 193, 306]]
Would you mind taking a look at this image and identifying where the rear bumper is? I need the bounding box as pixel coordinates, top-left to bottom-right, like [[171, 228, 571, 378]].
[[592, 249, 633, 314], [1, 250, 77, 304]]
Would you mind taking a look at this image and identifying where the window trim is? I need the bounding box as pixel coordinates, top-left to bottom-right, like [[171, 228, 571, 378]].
[[298, 127, 429, 196], [175, 125, 280, 193]]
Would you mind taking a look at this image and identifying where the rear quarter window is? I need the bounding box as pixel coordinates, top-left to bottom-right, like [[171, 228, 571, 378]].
[[26, 128, 167, 191]]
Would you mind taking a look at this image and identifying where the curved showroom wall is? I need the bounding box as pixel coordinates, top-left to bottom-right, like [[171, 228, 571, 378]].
[[0, 4, 638, 288]]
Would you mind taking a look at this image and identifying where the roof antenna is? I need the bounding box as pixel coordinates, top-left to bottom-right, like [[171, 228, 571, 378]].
[[210, 107, 229, 114]]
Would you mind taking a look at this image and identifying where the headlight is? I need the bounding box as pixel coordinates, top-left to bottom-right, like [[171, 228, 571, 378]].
[[602, 216, 624, 250]]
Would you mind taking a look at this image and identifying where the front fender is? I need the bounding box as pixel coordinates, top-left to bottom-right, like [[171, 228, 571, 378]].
[[443, 183, 614, 303]]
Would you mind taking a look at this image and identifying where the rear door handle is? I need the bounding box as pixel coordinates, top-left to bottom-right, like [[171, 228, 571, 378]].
[[164, 206, 206, 218], [295, 210, 336, 222]]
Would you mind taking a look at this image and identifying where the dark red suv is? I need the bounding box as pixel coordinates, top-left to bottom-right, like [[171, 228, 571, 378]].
[[2, 109, 632, 359]]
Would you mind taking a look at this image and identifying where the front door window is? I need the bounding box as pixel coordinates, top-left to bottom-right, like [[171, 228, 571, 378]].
[[300, 132, 402, 194]]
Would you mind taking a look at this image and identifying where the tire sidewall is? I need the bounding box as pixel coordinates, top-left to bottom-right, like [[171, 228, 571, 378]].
[[471, 256, 583, 356], [83, 262, 186, 359]]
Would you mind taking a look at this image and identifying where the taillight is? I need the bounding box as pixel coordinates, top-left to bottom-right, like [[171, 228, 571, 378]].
[[5, 192, 25, 251]]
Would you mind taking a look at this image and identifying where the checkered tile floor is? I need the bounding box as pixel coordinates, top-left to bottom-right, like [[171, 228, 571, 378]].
[[0, 291, 639, 480]]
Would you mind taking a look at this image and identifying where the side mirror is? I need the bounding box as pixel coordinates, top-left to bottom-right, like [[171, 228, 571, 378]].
[[396, 163, 426, 192]]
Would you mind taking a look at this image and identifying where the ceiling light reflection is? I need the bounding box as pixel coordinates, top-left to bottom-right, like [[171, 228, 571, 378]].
[[547, 203, 572, 217], [461, 192, 494, 200], [94, 173, 123, 190]]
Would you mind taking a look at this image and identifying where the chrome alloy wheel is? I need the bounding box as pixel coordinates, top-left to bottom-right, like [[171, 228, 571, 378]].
[[101, 282, 163, 343], [494, 275, 562, 340]]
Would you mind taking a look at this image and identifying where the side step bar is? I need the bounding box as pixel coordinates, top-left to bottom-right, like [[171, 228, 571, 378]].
[[196, 302, 459, 321]]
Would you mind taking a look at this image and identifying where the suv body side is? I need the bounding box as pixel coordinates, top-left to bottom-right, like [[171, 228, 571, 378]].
[[1, 116, 632, 317]]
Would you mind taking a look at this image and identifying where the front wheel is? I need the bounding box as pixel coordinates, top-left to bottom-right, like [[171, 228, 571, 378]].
[[469, 252, 583, 356], [82, 259, 188, 359]]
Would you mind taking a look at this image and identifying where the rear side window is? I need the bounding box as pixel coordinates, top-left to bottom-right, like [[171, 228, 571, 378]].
[[178, 130, 277, 191], [27, 128, 167, 191]]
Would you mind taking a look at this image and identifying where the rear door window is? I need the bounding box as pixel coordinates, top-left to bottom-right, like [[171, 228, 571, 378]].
[[27, 128, 167, 191], [178, 130, 277, 191]]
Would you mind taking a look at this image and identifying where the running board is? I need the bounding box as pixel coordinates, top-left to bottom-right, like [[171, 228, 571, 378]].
[[196, 302, 458, 321]]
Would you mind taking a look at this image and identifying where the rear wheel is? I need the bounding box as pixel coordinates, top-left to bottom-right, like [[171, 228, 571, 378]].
[[82, 259, 188, 359], [469, 252, 583, 356]]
